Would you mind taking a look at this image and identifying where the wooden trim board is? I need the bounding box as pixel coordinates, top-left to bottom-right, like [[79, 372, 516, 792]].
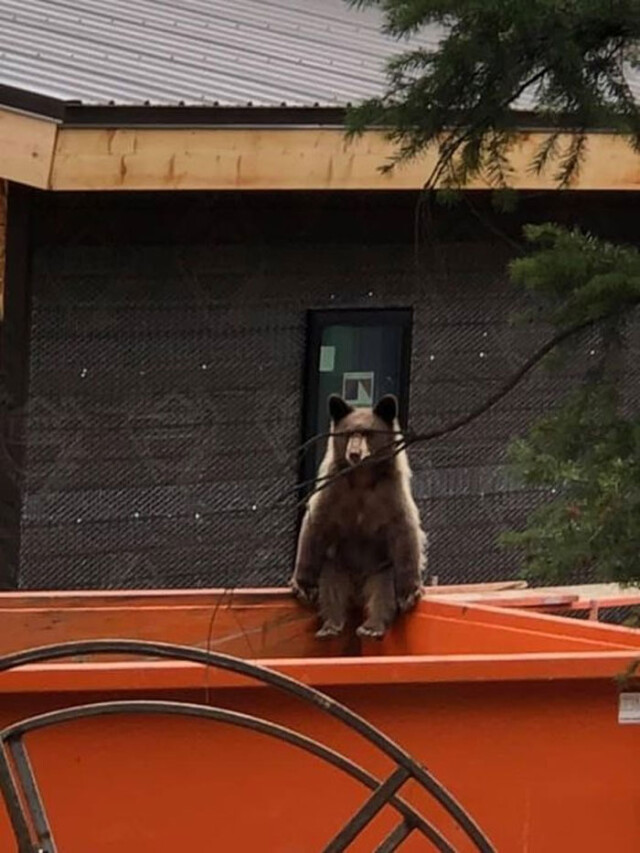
[[0, 107, 639, 191], [50, 126, 640, 191], [0, 109, 58, 189]]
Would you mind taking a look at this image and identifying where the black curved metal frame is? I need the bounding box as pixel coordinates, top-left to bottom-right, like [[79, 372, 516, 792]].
[[0, 640, 495, 853]]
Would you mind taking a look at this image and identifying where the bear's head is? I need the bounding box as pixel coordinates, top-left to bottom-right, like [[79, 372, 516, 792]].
[[328, 394, 399, 468]]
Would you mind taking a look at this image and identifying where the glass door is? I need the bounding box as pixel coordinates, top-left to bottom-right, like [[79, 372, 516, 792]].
[[302, 309, 412, 484]]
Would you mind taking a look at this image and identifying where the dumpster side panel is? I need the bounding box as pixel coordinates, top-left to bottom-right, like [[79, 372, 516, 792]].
[[0, 678, 638, 852]]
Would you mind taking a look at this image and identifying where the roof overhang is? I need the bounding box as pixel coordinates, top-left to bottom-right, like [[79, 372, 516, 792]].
[[1, 99, 639, 192]]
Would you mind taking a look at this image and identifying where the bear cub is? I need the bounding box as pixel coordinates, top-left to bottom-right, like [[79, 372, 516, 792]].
[[291, 393, 427, 639]]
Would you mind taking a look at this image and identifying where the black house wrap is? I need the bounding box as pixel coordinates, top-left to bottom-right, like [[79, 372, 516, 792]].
[[3, 189, 639, 590]]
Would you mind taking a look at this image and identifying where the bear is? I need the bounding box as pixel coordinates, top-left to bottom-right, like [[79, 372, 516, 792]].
[[290, 393, 427, 639]]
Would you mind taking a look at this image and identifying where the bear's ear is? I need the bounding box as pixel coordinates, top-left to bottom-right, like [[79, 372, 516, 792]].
[[328, 394, 353, 424], [373, 394, 398, 425]]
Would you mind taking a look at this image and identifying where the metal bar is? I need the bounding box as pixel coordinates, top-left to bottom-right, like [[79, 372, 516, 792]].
[[0, 640, 495, 852], [374, 820, 414, 853], [0, 743, 36, 853], [8, 738, 56, 853], [322, 767, 410, 853], [0, 699, 455, 853]]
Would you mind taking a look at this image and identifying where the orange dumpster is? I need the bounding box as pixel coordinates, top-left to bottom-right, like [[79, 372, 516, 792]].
[[0, 587, 639, 852]]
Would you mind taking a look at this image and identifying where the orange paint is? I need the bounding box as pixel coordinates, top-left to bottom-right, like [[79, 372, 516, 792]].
[[1, 589, 639, 851]]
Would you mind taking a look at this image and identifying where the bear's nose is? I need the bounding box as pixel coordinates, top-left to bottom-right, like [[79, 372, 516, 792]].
[[348, 450, 361, 465]]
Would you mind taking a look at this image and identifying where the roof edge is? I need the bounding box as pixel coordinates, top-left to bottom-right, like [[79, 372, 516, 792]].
[[63, 104, 351, 128], [0, 86, 352, 127], [0, 84, 67, 122], [0, 84, 623, 133]]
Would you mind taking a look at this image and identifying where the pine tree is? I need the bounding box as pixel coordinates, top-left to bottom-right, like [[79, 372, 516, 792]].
[[347, 1, 640, 584], [501, 226, 640, 584], [348, 1, 640, 187]]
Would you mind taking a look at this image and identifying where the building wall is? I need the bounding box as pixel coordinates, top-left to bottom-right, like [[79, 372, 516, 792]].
[[0, 179, 9, 588], [15, 189, 640, 589], [0, 180, 5, 320], [0, 180, 28, 589]]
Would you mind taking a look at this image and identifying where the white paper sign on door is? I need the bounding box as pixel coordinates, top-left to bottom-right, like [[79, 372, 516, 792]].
[[342, 372, 374, 407]]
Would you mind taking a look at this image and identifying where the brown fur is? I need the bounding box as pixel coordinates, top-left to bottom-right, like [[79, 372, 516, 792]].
[[290, 394, 427, 639]]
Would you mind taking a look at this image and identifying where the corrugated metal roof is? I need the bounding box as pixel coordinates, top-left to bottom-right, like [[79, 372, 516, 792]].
[[0, 0, 443, 107], [0, 0, 636, 112]]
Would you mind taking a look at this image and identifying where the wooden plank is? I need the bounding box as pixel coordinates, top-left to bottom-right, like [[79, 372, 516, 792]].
[[49, 127, 640, 192], [423, 580, 528, 595], [457, 594, 581, 610], [437, 582, 640, 607], [0, 108, 57, 189]]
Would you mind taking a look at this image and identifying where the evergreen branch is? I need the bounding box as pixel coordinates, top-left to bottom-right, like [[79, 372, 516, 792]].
[[347, 3, 640, 187], [529, 131, 562, 176], [555, 132, 589, 188], [422, 66, 552, 189]]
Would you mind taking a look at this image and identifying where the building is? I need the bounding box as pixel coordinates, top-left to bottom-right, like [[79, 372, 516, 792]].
[[0, 0, 638, 590]]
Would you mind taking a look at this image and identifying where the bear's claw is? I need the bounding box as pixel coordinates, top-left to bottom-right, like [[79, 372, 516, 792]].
[[315, 622, 344, 639], [290, 579, 318, 607], [356, 624, 385, 640], [396, 586, 423, 614]]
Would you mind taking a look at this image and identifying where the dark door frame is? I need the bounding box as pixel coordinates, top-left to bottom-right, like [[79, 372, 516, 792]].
[[300, 307, 413, 493]]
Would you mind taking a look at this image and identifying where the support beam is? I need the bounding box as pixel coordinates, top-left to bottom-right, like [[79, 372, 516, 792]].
[[50, 126, 640, 192], [0, 106, 638, 191], [0, 110, 58, 189]]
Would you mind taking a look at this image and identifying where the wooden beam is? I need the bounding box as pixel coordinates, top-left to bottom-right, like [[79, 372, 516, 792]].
[[0, 107, 638, 192], [0, 108, 58, 189], [48, 126, 640, 191]]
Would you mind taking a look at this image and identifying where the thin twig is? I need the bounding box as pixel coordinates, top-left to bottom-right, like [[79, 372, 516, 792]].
[[293, 439, 407, 508], [296, 427, 402, 460], [204, 589, 230, 705], [296, 430, 334, 457], [225, 588, 259, 658], [281, 429, 406, 501]]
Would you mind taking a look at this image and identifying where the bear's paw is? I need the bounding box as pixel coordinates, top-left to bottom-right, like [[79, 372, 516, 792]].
[[396, 585, 424, 614]]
